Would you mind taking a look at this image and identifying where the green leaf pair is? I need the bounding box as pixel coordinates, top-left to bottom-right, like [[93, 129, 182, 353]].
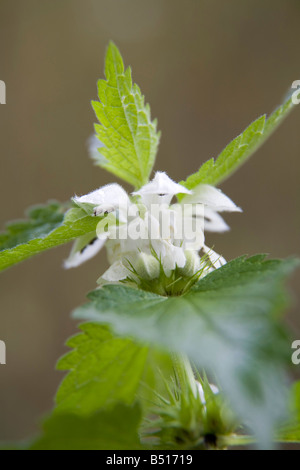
[[71, 255, 299, 444]]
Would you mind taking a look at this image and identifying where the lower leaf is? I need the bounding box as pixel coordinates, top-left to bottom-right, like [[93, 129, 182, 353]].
[[30, 403, 143, 450], [56, 324, 149, 415], [73, 255, 299, 445]]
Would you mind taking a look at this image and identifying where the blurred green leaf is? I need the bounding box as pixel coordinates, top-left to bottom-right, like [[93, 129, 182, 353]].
[[0, 204, 101, 272], [30, 403, 143, 450], [92, 42, 160, 189], [56, 324, 148, 415], [73, 255, 299, 444], [180, 97, 295, 191], [0, 201, 64, 250], [277, 381, 300, 442]]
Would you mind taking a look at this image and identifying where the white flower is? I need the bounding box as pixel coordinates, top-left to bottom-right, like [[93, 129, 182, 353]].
[[152, 239, 186, 276], [132, 171, 191, 206], [65, 172, 241, 288], [179, 184, 241, 233], [74, 183, 130, 221], [64, 235, 107, 269]]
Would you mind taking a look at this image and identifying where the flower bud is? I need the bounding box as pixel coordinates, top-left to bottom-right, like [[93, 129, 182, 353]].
[[178, 250, 201, 277], [133, 253, 160, 280]]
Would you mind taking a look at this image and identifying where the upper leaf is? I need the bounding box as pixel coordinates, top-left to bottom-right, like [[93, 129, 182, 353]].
[[56, 324, 149, 415], [30, 403, 142, 450], [92, 42, 160, 189], [180, 96, 295, 191], [0, 203, 101, 272], [73, 255, 299, 445]]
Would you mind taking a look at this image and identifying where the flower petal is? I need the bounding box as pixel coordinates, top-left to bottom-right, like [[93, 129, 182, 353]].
[[182, 184, 241, 212], [133, 172, 191, 206], [203, 207, 230, 232], [152, 239, 186, 275], [74, 183, 130, 214], [64, 235, 106, 269]]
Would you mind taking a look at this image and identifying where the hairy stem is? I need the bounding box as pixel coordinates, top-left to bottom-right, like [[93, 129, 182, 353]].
[[171, 352, 197, 397]]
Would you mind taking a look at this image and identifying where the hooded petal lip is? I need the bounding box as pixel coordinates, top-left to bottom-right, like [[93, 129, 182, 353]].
[[74, 183, 130, 208], [181, 184, 242, 213], [133, 172, 192, 197]]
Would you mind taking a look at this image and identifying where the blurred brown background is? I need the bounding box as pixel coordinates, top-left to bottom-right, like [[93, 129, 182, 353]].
[[0, 0, 299, 441]]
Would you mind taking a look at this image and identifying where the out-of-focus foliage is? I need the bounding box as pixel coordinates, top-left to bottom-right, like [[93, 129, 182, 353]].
[[0, 205, 101, 272], [73, 255, 299, 443]]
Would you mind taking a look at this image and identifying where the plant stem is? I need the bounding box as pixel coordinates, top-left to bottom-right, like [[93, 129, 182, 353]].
[[219, 434, 256, 447], [171, 352, 197, 397]]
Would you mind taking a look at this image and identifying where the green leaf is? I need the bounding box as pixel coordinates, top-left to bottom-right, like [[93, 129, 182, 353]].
[[92, 42, 160, 189], [73, 255, 299, 444], [0, 201, 65, 250], [30, 403, 143, 450], [180, 96, 295, 191], [0, 203, 101, 272], [56, 324, 149, 415]]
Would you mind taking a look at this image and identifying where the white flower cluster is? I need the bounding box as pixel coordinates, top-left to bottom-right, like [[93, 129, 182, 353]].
[[65, 172, 241, 286]]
